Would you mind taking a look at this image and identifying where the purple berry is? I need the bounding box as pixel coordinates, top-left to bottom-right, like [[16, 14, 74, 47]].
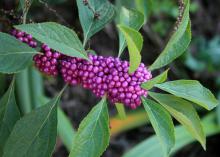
[[60, 54, 152, 109], [11, 29, 37, 48], [33, 45, 62, 76]]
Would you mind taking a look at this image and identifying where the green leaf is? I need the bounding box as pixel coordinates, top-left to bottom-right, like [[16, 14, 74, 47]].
[[135, 0, 152, 23], [155, 80, 219, 110], [69, 97, 110, 157], [0, 32, 38, 73], [15, 22, 88, 60], [142, 98, 175, 156], [29, 67, 44, 109], [149, 0, 191, 70], [118, 7, 144, 56], [217, 93, 220, 125], [123, 113, 220, 157], [0, 79, 20, 156], [3, 89, 64, 157], [149, 92, 206, 149], [115, 103, 126, 119], [118, 25, 143, 73], [76, 0, 116, 46], [141, 69, 169, 90], [58, 107, 75, 151], [16, 69, 32, 114]]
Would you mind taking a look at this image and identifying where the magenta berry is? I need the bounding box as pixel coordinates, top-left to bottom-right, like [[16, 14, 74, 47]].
[[11, 29, 37, 48], [11, 29, 152, 109], [60, 54, 152, 109], [33, 44, 62, 76]]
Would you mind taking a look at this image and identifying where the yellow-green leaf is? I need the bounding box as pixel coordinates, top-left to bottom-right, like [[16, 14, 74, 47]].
[[118, 25, 143, 73], [141, 69, 169, 90], [118, 7, 144, 56]]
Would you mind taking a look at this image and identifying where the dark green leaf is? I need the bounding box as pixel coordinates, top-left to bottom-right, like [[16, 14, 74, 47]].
[[0, 79, 20, 156], [118, 25, 143, 73], [3, 89, 64, 157], [155, 80, 218, 110], [149, 92, 206, 149], [135, 0, 152, 23], [118, 7, 144, 56], [123, 113, 220, 157], [142, 98, 175, 156], [141, 69, 169, 90], [29, 67, 44, 109], [0, 74, 6, 96], [58, 107, 75, 151], [16, 69, 32, 114], [149, 0, 191, 70], [69, 97, 110, 157], [15, 22, 88, 60], [77, 0, 116, 46], [0, 32, 38, 73]]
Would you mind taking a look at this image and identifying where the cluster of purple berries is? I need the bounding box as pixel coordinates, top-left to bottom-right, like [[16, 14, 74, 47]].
[[33, 44, 62, 76], [61, 55, 152, 109], [12, 29, 152, 109], [11, 29, 37, 48]]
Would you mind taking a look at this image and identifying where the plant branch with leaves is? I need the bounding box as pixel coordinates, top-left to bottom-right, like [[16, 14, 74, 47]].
[[0, 0, 219, 157]]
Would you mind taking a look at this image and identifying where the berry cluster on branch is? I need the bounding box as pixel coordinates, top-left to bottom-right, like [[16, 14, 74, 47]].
[[12, 29, 152, 109]]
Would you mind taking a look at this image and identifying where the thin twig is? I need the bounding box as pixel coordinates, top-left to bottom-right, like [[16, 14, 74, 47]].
[[38, 0, 70, 27]]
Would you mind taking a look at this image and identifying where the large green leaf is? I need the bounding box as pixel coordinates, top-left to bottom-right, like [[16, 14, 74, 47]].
[[149, 92, 206, 149], [142, 98, 175, 156], [15, 22, 88, 60], [69, 97, 110, 157], [3, 89, 64, 157], [0, 79, 20, 156], [77, 0, 115, 46], [0, 32, 38, 73], [141, 69, 169, 90], [149, 0, 191, 70], [118, 7, 144, 56], [123, 113, 220, 157], [155, 80, 218, 110], [118, 25, 143, 73]]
